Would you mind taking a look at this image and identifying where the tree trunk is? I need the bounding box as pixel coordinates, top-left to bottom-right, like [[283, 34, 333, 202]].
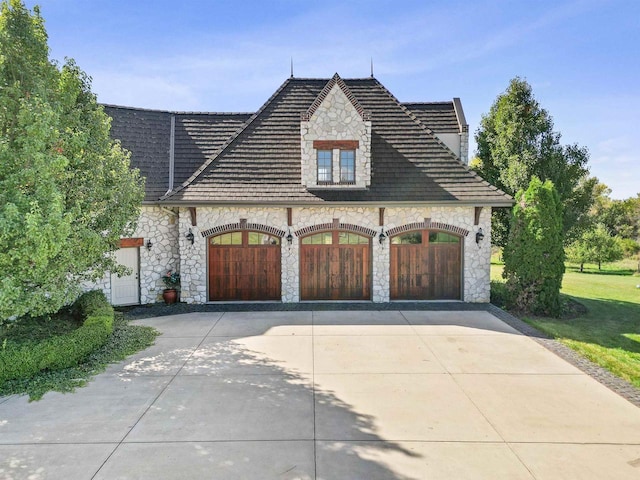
[[598, 261, 601, 270], [580, 263, 584, 273]]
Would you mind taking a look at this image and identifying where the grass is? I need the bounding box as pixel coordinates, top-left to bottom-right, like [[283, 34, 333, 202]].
[[0, 313, 158, 401], [491, 257, 640, 388]]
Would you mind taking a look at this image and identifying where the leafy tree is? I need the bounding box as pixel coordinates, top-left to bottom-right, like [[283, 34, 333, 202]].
[[617, 238, 640, 258], [474, 77, 595, 246], [594, 195, 639, 240], [0, 0, 144, 322], [566, 224, 624, 271], [503, 177, 565, 316]]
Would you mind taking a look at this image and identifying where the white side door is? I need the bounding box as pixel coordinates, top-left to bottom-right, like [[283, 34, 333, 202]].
[[111, 247, 140, 306]]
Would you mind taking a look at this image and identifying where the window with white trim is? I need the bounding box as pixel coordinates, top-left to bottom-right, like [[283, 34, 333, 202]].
[[317, 150, 332, 183], [340, 150, 355, 183]]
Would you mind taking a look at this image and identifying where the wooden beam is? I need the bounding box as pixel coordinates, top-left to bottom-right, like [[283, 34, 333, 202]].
[[474, 207, 483, 226], [313, 140, 359, 150], [119, 237, 144, 248], [379, 207, 385, 226], [287, 208, 292, 226], [189, 207, 197, 226]]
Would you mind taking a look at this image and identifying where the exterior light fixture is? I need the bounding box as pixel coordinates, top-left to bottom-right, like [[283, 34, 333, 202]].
[[186, 228, 195, 245], [145, 239, 153, 251], [378, 228, 386, 245], [475, 228, 485, 244], [286, 231, 293, 245]]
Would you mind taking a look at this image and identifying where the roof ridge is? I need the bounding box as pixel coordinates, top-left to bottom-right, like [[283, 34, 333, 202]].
[[292, 76, 375, 81], [402, 101, 454, 106], [175, 111, 254, 116], [161, 78, 294, 201], [101, 103, 173, 114], [102, 103, 254, 116], [302, 73, 370, 121]]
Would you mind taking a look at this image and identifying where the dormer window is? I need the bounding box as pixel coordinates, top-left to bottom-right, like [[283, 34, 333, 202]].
[[300, 73, 372, 189], [317, 150, 332, 183], [340, 150, 355, 183]]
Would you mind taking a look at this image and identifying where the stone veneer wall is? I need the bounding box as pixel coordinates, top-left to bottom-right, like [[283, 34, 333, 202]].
[[178, 205, 491, 304], [83, 206, 180, 304], [137, 206, 180, 303], [300, 84, 371, 188], [459, 129, 469, 164]]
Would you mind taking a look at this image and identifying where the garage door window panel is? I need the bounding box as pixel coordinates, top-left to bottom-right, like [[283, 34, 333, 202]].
[[300, 230, 371, 300], [390, 229, 461, 300], [208, 230, 281, 301]]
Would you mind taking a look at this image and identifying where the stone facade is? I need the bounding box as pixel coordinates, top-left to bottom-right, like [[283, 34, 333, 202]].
[[85, 206, 179, 304], [88, 205, 491, 305], [173, 205, 490, 304], [300, 83, 372, 188], [137, 206, 180, 303]]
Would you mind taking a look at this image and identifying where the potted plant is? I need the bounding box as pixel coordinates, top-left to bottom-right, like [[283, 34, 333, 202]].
[[162, 270, 180, 304]]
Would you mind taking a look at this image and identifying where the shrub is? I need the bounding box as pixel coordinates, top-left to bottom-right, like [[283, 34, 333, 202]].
[[72, 290, 114, 319], [0, 290, 114, 384], [503, 177, 565, 316]]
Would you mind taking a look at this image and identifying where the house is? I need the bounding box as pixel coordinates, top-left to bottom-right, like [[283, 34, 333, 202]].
[[94, 73, 512, 306]]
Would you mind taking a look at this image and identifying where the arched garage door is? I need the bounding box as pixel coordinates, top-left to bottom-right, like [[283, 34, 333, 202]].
[[208, 231, 281, 301], [390, 230, 461, 300], [300, 230, 371, 300]]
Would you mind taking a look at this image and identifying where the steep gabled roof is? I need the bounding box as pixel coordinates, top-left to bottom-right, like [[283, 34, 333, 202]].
[[159, 77, 510, 206]]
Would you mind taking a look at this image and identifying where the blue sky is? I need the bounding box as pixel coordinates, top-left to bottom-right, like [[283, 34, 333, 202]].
[[29, 0, 639, 199]]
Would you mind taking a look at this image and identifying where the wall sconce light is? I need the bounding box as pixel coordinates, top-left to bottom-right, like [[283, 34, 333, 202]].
[[186, 228, 195, 245], [286, 231, 293, 245], [475, 228, 485, 244], [378, 228, 386, 245], [145, 239, 153, 251]]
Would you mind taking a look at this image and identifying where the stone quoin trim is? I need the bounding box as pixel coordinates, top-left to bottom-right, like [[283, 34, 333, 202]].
[[200, 222, 286, 239], [386, 221, 470, 238], [294, 222, 377, 238]]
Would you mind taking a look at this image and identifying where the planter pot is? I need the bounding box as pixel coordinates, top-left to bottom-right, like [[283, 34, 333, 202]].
[[162, 288, 178, 305]]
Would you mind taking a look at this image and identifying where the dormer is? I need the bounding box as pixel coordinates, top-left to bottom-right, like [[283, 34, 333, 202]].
[[301, 74, 372, 189]]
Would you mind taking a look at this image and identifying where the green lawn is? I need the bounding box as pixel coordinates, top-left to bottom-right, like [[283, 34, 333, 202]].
[[491, 259, 640, 388]]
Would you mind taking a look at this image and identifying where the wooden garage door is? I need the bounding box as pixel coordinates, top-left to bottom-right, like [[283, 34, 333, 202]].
[[390, 230, 461, 300], [208, 231, 281, 301], [300, 231, 371, 300]]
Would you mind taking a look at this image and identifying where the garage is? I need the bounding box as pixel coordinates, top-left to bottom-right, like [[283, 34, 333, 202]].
[[390, 229, 461, 300], [208, 231, 281, 301], [300, 230, 371, 300]]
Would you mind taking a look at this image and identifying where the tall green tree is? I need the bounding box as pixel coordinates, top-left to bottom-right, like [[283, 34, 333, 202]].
[[503, 177, 565, 317], [474, 77, 595, 246], [0, 0, 144, 322]]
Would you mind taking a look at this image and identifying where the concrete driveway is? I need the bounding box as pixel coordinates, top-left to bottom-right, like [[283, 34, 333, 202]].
[[1, 310, 640, 479]]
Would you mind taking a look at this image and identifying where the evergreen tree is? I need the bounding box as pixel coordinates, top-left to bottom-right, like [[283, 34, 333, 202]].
[[503, 177, 565, 316], [0, 0, 144, 322]]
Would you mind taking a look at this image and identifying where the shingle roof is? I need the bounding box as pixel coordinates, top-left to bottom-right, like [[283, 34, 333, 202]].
[[160, 77, 511, 206], [104, 106, 252, 202], [402, 102, 461, 133], [104, 105, 171, 201], [173, 113, 252, 187]]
